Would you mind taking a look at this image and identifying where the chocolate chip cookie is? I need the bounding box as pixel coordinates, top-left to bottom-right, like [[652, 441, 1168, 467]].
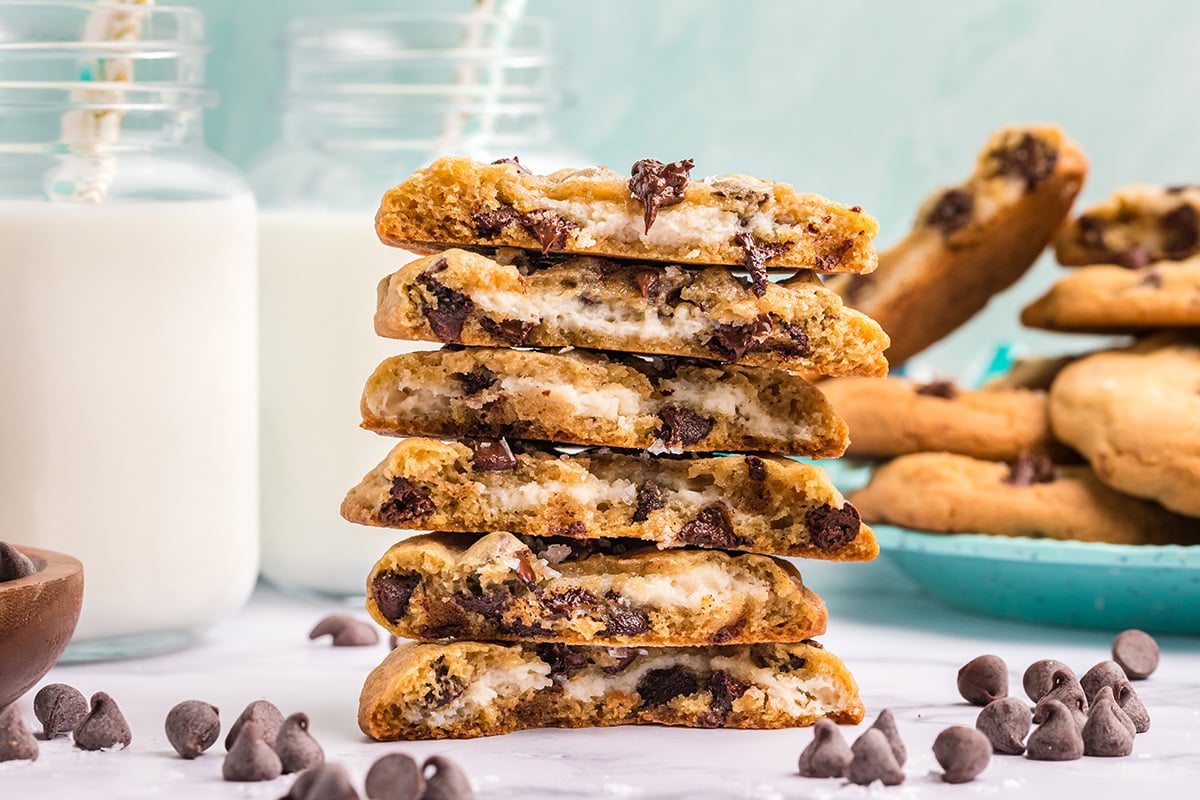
[[1048, 334, 1200, 516], [824, 125, 1087, 365], [359, 347, 849, 457], [849, 452, 1200, 545], [1055, 184, 1200, 267], [366, 531, 829, 646], [358, 639, 864, 740], [374, 248, 889, 378], [1022, 256, 1200, 332], [341, 438, 876, 560]]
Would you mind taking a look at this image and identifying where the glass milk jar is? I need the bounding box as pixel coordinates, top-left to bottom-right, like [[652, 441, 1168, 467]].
[[251, 13, 577, 597], [0, 2, 258, 658]]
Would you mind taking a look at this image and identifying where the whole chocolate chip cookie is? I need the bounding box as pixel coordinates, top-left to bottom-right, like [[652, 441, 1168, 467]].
[[1055, 184, 1200, 267]]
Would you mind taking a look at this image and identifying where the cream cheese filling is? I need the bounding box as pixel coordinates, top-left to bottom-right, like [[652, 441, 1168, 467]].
[[468, 287, 710, 341]]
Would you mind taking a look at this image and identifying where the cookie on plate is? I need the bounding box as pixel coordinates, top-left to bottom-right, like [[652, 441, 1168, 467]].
[[374, 249, 889, 378], [1021, 256, 1200, 332], [359, 347, 849, 457], [1055, 184, 1200, 267], [849, 452, 1200, 546], [819, 377, 1069, 461], [366, 531, 829, 646], [358, 639, 864, 740], [341, 438, 876, 561], [824, 125, 1087, 365], [374, 156, 879, 294], [1048, 335, 1200, 516]]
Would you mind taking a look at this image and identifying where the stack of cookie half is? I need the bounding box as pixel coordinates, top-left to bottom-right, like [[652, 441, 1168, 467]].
[[341, 156, 890, 740]]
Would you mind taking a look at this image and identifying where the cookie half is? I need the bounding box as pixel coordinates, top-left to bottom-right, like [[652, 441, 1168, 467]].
[[341, 438, 876, 560], [366, 531, 829, 646], [824, 125, 1087, 365], [358, 640, 864, 740], [1048, 335, 1200, 516], [849, 452, 1200, 546], [359, 348, 849, 457], [374, 156, 879, 285], [374, 249, 889, 378], [1055, 184, 1200, 267], [1022, 257, 1200, 332]]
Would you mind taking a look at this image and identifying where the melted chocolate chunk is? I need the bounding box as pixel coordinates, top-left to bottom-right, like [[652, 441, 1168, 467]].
[[771, 322, 812, 359], [705, 670, 751, 724], [637, 667, 699, 707], [656, 406, 715, 448], [915, 380, 958, 399], [707, 314, 773, 360], [454, 589, 511, 617], [992, 133, 1058, 190], [479, 316, 534, 345], [746, 456, 767, 482], [537, 643, 589, 681], [634, 269, 661, 301], [1005, 452, 1056, 486], [541, 587, 600, 620], [709, 618, 746, 644], [372, 571, 420, 622], [378, 478, 436, 524], [521, 209, 575, 254], [467, 437, 518, 471], [491, 156, 531, 175], [781, 653, 808, 672], [633, 482, 666, 523], [1116, 245, 1151, 270], [424, 658, 466, 708], [628, 158, 694, 233], [806, 503, 861, 551], [677, 506, 741, 549], [600, 602, 651, 637], [814, 240, 853, 271], [471, 207, 520, 238], [453, 367, 498, 395], [416, 272, 474, 344], [734, 232, 792, 296], [925, 188, 974, 235], [1161, 204, 1199, 254]]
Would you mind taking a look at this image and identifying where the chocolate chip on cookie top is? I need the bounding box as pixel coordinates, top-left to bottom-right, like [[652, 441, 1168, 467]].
[[628, 158, 694, 233]]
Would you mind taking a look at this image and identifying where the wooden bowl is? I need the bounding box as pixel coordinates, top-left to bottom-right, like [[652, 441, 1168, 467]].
[[0, 546, 83, 709]]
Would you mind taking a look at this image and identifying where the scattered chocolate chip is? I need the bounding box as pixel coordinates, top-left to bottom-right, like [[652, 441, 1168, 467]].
[[991, 132, 1057, 190], [491, 156, 531, 175], [536, 643, 590, 681], [1117, 245, 1152, 270], [655, 406, 714, 448], [165, 700, 220, 759], [465, 438, 517, 472], [365, 753, 423, 800], [745, 456, 768, 482], [707, 315, 773, 361], [637, 667, 699, 707], [628, 158, 694, 233], [847, 728, 905, 786], [1023, 659, 1076, 702], [806, 503, 861, 551], [976, 696, 1032, 755], [223, 719, 282, 782], [72, 692, 131, 751], [677, 505, 741, 549], [925, 188, 974, 235], [958, 654, 1008, 706], [1080, 661, 1128, 703], [632, 482, 666, 523], [471, 207, 520, 238], [600, 604, 651, 638], [814, 239, 854, 272], [0, 541, 35, 582], [634, 269, 661, 301], [520, 209, 574, 254], [1005, 452, 1056, 486], [423, 755, 476, 800], [479, 316, 534, 345], [0, 704, 38, 762], [733, 232, 791, 296], [1027, 699, 1084, 761], [1043, 678, 1089, 729], [274, 712, 325, 774], [33, 683, 88, 739], [868, 708, 907, 766], [1113, 629, 1159, 679], [284, 762, 362, 800], [797, 718, 852, 778], [309, 614, 380, 647], [703, 670, 750, 726], [934, 726, 991, 783], [225, 700, 284, 751], [1161, 204, 1199, 254], [1082, 685, 1135, 757], [373, 572, 420, 623], [1114, 680, 1151, 733], [378, 478, 436, 525], [916, 380, 959, 399], [453, 367, 498, 396], [1139, 268, 1164, 288], [416, 271, 474, 344]]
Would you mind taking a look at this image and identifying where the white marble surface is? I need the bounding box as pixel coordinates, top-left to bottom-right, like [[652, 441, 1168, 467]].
[[3, 580, 1198, 799]]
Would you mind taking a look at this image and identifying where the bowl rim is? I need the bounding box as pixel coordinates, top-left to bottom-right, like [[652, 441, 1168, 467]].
[[0, 544, 83, 590]]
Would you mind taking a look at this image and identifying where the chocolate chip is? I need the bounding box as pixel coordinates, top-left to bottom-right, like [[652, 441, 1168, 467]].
[[465, 437, 517, 472], [225, 700, 284, 751], [274, 712, 324, 774], [958, 654, 1008, 706], [637, 666, 698, 707], [868, 708, 907, 766], [454, 588, 510, 617], [1113, 629, 1159, 679], [424, 658, 466, 708], [814, 239, 854, 272], [453, 367, 498, 396], [378, 478, 435, 525], [520, 209, 574, 254], [365, 753, 423, 800], [600, 604, 651, 638], [677, 505, 741, 549], [1161, 204, 1199, 254], [491, 156, 531, 175], [373, 571, 420, 622], [806, 503, 861, 551], [602, 648, 641, 676], [540, 586, 598, 619], [471, 207, 520, 238], [423, 755, 476, 800], [0, 541, 35, 582], [1023, 659, 1076, 702], [285, 762, 362, 800], [976, 696, 1032, 755], [308, 614, 379, 647], [514, 551, 538, 590], [223, 719, 282, 782], [934, 726, 991, 783], [628, 158, 694, 232], [1117, 245, 1152, 270], [1139, 268, 1164, 288], [1027, 699, 1084, 761], [73, 692, 132, 751], [1082, 685, 1135, 757], [733, 232, 791, 296], [709, 618, 746, 644], [416, 271, 473, 344], [798, 718, 852, 778], [707, 314, 773, 360], [656, 406, 714, 448], [632, 482, 666, 523], [33, 683, 88, 739], [1043, 678, 1089, 729], [634, 269, 661, 300], [0, 704, 37, 762], [536, 643, 590, 681], [916, 380, 959, 399], [925, 188, 974, 235], [1114, 680, 1151, 733], [479, 316, 534, 345], [745, 456, 767, 482], [1005, 452, 1056, 486], [991, 132, 1058, 190], [165, 700, 220, 759], [772, 323, 811, 359], [704, 670, 750, 726], [1080, 661, 1128, 703], [847, 728, 905, 786]]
